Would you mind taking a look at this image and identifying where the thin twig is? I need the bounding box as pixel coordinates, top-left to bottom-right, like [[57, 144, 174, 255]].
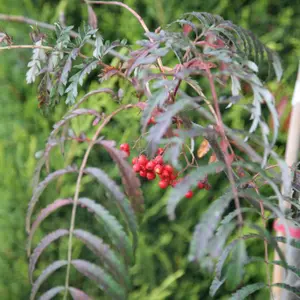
[[0, 44, 52, 51], [63, 103, 138, 299]]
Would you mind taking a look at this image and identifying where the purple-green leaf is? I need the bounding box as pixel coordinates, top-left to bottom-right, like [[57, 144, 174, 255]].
[[26, 166, 78, 233], [99, 140, 144, 213], [29, 229, 69, 283], [30, 260, 68, 300], [38, 286, 65, 300], [69, 287, 92, 300], [72, 259, 127, 300]]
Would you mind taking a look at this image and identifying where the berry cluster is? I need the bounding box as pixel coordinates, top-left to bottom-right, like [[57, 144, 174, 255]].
[[120, 144, 211, 199]]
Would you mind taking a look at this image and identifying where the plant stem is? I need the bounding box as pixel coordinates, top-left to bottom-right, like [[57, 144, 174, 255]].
[[206, 68, 243, 226], [63, 104, 137, 299], [0, 44, 52, 51]]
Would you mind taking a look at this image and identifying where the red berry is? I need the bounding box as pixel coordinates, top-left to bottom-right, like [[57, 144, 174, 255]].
[[157, 148, 164, 155], [132, 157, 138, 165], [146, 172, 156, 180], [164, 164, 173, 174], [170, 173, 177, 180], [154, 164, 163, 174], [185, 190, 193, 198], [147, 116, 156, 125], [120, 143, 130, 151], [161, 170, 170, 179], [124, 150, 130, 157], [139, 170, 147, 177], [146, 161, 155, 170], [197, 182, 205, 189], [138, 155, 148, 165], [171, 180, 178, 187], [133, 164, 141, 172], [205, 183, 211, 190], [159, 180, 169, 189], [154, 155, 164, 165]]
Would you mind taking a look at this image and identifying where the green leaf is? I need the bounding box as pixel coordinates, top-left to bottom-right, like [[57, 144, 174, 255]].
[[72, 259, 127, 300], [230, 282, 266, 299], [73, 229, 130, 288], [188, 191, 233, 262], [30, 260, 68, 300], [39, 286, 65, 300], [78, 198, 134, 264], [167, 161, 224, 220]]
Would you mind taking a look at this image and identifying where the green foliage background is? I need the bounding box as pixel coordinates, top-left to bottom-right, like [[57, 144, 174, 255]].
[[0, 0, 299, 299]]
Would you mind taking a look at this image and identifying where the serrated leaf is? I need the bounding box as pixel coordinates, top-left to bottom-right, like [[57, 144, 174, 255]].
[[209, 277, 226, 297], [72, 259, 127, 300], [78, 198, 133, 264], [27, 198, 73, 255], [188, 191, 233, 262], [26, 166, 78, 232], [73, 229, 130, 288], [38, 286, 65, 300], [29, 229, 69, 283], [230, 282, 266, 299], [99, 141, 144, 213], [167, 162, 224, 221], [85, 167, 138, 249], [69, 287, 92, 300], [30, 260, 68, 300]]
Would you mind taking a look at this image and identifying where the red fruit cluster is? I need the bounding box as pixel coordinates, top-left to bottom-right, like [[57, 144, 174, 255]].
[[124, 144, 212, 200], [120, 143, 130, 157]]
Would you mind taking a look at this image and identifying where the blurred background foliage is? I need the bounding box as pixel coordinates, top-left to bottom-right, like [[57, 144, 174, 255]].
[[0, 0, 299, 299]]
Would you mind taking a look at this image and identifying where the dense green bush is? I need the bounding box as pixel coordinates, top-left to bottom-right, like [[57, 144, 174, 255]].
[[0, 1, 299, 299]]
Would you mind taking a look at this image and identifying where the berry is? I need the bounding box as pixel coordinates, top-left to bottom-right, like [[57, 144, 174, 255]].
[[138, 155, 148, 165], [161, 170, 170, 179], [164, 164, 173, 174], [159, 180, 169, 189], [120, 143, 130, 151], [170, 173, 177, 180], [157, 148, 164, 155], [124, 150, 130, 157], [197, 182, 205, 189], [146, 172, 156, 180], [185, 190, 193, 198], [154, 164, 163, 174], [147, 116, 156, 125], [146, 161, 155, 171], [132, 157, 138, 165], [133, 164, 141, 172], [154, 155, 164, 165], [139, 170, 147, 177]]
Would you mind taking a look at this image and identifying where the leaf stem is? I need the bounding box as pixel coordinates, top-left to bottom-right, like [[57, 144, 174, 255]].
[[0, 44, 53, 51], [63, 104, 138, 299]]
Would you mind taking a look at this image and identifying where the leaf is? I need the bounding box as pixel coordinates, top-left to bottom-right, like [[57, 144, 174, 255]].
[[99, 141, 144, 213], [167, 161, 224, 221], [72, 259, 127, 300], [209, 277, 226, 297], [197, 139, 210, 158], [147, 99, 191, 155], [65, 59, 98, 105], [272, 261, 300, 278], [225, 240, 247, 290], [39, 286, 65, 300], [29, 229, 69, 283], [87, 5, 98, 30], [188, 191, 233, 262], [27, 199, 73, 255], [215, 234, 260, 279], [85, 167, 138, 249], [78, 198, 133, 264], [272, 283, 300, 297], [30, 260, 68, 300], [69, 287, 92, 300], [26, 166, 78, 233], [230, 282, 266, 299], [73, 229, 130, 288]]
